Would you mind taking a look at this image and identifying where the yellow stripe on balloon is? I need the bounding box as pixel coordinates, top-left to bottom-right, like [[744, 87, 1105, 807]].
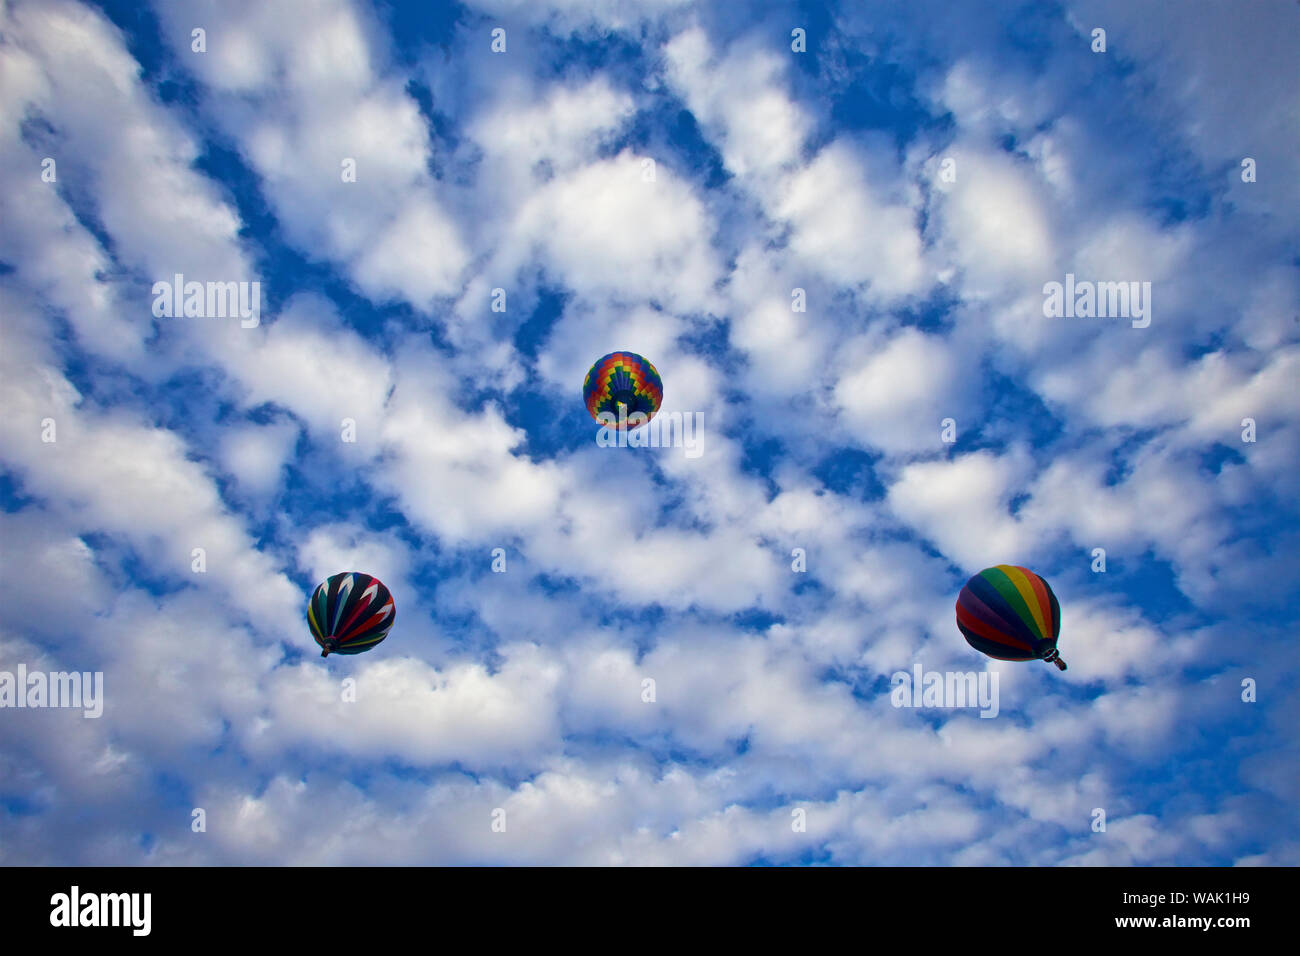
[[999, 565, 1047, 639]]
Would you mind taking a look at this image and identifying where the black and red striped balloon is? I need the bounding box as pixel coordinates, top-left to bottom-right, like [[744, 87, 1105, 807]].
[[307, 572, 395, 657]]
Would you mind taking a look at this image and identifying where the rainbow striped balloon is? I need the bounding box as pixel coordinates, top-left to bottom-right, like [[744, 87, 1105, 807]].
[[307, 572, 395, 658], [956, 565, 1066, 670], [583, 351, 663, 430]]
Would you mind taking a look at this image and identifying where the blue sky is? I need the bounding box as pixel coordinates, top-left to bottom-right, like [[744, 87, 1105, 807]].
[[0, 0, 1297, 865]]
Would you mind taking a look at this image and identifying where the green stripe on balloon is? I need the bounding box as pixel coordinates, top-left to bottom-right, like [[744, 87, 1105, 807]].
[[984, 567, 1040, 639]]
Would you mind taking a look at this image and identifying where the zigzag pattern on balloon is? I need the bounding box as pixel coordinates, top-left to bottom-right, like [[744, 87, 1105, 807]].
[[307, 571, 396, 658], [582, 351, 663, 429]]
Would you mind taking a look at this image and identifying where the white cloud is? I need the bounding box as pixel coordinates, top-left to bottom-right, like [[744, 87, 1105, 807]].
[[888, 449, 1036, 568], [156, 0, 470, 307], [503, 151, 724, 314], [777, 141, 927, 299], [835, 327, 972, 455], [0, 0, 1294, 868], [220, 419, 300, 497]]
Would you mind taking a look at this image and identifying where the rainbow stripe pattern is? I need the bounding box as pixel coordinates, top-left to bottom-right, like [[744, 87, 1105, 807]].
[[955, 565, 1065, 669]]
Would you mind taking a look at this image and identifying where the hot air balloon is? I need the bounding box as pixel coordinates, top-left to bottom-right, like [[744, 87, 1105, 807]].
[[583, 351, 663, 430], [956, 565, 1066, 670], [307, 572, 395, 657]]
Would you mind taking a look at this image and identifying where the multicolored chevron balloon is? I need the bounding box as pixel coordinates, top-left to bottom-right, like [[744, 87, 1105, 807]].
[[583, 351, 663, 430], [307, 572, 395, 658], [955, 565, 1066, 670]]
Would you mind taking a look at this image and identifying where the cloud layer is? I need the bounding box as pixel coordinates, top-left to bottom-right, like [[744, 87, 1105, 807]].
[[0, 0, 1297, 865]]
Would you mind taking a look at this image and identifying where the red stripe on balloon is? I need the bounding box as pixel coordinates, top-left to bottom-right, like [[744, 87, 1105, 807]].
[[959, 586, 1014, 636], [334, 589, 375, 637], [1019, 567, 1054, 637], [956, 602, 1035, 652], [342, 605, 393, 642]]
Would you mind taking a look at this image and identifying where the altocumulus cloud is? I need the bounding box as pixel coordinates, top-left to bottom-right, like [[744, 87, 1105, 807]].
[[0, 0, 1297, 865]]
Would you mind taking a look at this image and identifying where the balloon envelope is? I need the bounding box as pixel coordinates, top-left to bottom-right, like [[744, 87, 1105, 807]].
[[956, 565, 1063, 666], [307, 572, 395, 657], [583, 351, 663, 430]]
